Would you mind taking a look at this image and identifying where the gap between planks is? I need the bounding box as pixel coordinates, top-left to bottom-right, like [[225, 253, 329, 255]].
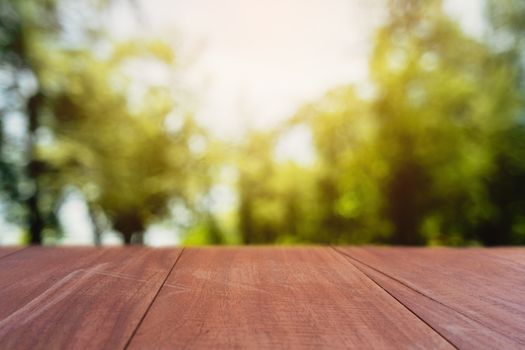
[[129, 247, 456, 349], [333, 247, 525, 349], [331, 246, 459, 350], [123, 247, 186, 349], [0, 247, 27, 261]]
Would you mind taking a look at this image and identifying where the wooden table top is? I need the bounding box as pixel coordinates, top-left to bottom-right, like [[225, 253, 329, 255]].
[[0, 246, 523, 349]]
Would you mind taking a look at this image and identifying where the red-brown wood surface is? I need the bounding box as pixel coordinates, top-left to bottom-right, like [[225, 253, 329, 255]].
[[0, 246, 524, 349], [128, 247, 451, 349], [476, 248, 525, 266], [336, 247, 525, 349], [0, 247, 24, 259], [0, 247, 181, 349]]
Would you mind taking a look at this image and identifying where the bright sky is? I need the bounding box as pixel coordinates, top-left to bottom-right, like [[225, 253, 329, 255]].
[[135, 0, 385, 138], [130, 0, 484, 139]]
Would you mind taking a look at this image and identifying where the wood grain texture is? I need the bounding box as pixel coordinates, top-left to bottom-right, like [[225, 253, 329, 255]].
[[336, 247, 525, 349], [0, 247, 24, 260], [475, 248, 525, 266], [128, 247, 452, 349], [0, 247, 181, 349]]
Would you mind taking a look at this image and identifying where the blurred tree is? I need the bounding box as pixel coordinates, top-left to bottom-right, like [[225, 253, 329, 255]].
[[299, 88, 390, 244], [40, 44, 211, 244], [168, 0, 525, 247], [366, 0, 518, 244], [0, 0, 65, 243], [4, 0, 524, 246], [480, 0, 525, 244], [236, 131, 279, 244], [297, 0, 520, 245], [233, 130, 318, 244], [1, 0, 211, 244]]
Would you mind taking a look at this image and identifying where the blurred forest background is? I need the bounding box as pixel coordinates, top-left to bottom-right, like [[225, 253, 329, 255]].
[[1, 0, 525, 246]]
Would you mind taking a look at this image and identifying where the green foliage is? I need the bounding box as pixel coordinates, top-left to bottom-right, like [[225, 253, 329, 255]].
[[206, 0, 525, 246], [1, 0, 212, 244], [368, 0, 521, 244], [0, 0, 66, 243], [41, 41, 215, 243], [2, 0, 525, 246], [237, 150, 318, 244]]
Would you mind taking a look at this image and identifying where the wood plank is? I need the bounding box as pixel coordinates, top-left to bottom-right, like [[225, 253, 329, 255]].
[[475, 248, 525, 266], [128, 247, 452, 349], [336, 247, 525, 349], [0, 247, 181, 349], [0, 247, 24, 260], [0, 247, 104, 320]]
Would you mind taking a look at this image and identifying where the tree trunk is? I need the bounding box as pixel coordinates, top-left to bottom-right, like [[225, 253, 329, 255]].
[[28, 193, 43, 244], [26, 93, 44, 245], [123, 234, 132, 245], [122, 232, 144, 245], [88, 204, 102, 246], [93, 226, 102, 246]]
